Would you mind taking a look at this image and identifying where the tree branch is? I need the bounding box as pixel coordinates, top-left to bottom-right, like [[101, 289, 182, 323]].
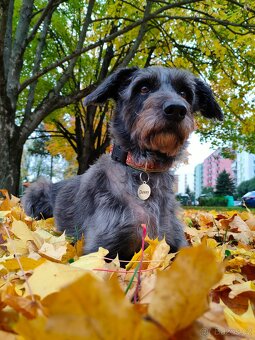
[[24, 7, 54, 122], [3, 0, 13, 80], [54, 120, 77, 152], [18, 0, 203, 93], [119, 0, 152, 67], [19, 85, 94, 145], [0, 0, 9, 95], [53, 0, 95, 94], [7, 0, 34, 105], [26, 0, 64, 44], [226, 0, 255, 15]]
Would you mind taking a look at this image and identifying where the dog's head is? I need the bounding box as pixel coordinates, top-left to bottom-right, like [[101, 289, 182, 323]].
[[84, 67, 223, 157]]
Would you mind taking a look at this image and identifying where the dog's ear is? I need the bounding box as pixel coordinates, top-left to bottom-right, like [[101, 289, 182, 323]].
[[84, 67, 138, 106], [194, 78, 224, 121]]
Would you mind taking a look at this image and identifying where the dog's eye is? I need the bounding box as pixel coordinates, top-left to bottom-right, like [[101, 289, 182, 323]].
[[179, 91, 187, 99], [140, 86, 150, 94]]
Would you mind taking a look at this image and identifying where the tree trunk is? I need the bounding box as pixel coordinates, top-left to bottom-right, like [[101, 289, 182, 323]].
[[77, 147, 91, 174], [0, 142, 23, 196], [0, 132, 23, 195], [75, 105, 110, 175], [76, 133, 110, 175], [0, 96, 22, 195]]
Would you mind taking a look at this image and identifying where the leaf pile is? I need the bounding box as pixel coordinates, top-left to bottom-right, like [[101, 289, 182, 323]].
[[0, 191, 255, 339]]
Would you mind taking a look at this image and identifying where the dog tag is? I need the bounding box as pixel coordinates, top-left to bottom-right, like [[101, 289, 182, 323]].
[[138, 182, 151, 200]]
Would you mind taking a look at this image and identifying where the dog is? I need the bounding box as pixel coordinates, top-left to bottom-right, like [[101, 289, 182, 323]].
[[22, 66, 223, 261]]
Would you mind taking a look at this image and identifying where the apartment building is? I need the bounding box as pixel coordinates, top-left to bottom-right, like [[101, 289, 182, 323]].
[[235, 151, 255, 186], [194, 163, 203, 198], [203, 149, 233, 188]]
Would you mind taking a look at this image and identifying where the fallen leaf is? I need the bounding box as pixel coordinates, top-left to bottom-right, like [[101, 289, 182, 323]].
[[0, 330, 17, 340], [245, 215, 255, 231], [214, 272, 244, 289], [223, 301, 255, 336], [1, 257, 45, 271], [198, 212, 214, 228], [229, 281, 255, 299], [148, 244, 223, 335], [38, 242, 67, 262], [0, 190, 19, 210], [35, 218, 56, 231], [70, 247, 108, 271], [11, 220, 42, 246], [25, 261, 89, 299], [16, 273, 141, 339], [228, 216, 253, 244], [139, 272, 156, 303], [126, 237, 160, 271], [1, 284, 42, 319], [147, 238, 170, 270]]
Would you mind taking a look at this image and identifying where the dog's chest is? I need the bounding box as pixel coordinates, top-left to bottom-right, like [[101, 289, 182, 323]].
[[128, 196, 162, 238], [106, 165, 170, 238]]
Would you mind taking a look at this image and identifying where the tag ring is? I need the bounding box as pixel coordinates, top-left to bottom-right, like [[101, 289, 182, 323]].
[[140, 172, 149, 184]]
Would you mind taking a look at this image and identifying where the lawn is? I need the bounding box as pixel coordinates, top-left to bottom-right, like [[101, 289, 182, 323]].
[[183, 205, 255, 213]]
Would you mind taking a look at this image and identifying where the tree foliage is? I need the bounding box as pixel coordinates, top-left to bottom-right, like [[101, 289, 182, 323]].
[[201, 186, 214, 195], [1, 0, 255, 193], [237, 177, 255, 197], [215, 170, 236, 196]]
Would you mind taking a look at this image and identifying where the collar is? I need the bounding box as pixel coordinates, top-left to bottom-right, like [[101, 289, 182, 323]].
[[110, 144, 171, 173]]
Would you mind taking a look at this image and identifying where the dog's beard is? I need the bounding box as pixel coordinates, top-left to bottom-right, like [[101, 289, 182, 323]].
[[132, 112, 194, 156], [146, 132, 182, 155]]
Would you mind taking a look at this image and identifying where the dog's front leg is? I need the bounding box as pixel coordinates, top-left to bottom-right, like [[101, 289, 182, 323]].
[[159, 211, 188, 252], [85, 221, 143, 263]]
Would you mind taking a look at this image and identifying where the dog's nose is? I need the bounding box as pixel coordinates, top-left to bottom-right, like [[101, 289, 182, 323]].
[[163, 102, 187, 121]]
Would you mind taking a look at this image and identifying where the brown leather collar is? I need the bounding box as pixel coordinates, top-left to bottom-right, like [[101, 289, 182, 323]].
[[110, 144, 170, 173]]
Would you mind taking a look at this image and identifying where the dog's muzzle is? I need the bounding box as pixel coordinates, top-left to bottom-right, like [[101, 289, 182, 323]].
[[163, 101, 187, 122]]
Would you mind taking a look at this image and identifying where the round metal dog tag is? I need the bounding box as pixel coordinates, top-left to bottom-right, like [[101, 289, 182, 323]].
[[138, 182, 151, 200]]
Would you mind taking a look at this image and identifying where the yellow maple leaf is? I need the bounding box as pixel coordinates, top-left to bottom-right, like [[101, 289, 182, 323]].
[[24, 261, 88, 299], [139, 319, 168, 339], [148, 244, 224, 335], [16, 273, 141, 339], [10, 220, 44, 249], [147, 238, 171, 270], [5, 238, 29, 256], [223, 301, 255, 336], [0, 211, 11, 218], [1, 257, 45, 271], [70, 247, 110, 279], [0, 190, 19, 210], [206, 238, 226, 262], [1, 284, 42, 319], [35, 218, 56, 231], [38, 242, 67, 262], [126, 238, 167, 271]]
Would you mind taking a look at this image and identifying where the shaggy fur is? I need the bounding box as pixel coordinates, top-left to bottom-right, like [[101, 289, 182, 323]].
[[22, 66, 223, 261]]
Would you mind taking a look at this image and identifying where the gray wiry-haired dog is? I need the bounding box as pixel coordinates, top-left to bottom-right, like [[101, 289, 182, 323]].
[[22, 67, 223, 261]]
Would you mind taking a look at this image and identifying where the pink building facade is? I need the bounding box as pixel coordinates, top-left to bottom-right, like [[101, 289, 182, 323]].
[[203, 149, 234, 188]]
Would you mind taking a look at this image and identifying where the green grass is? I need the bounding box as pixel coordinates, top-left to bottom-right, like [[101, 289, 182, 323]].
[[182, 206, 255, 213]]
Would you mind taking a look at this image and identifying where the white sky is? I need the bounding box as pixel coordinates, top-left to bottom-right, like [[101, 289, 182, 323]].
[[176, 132, 216, 192]]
